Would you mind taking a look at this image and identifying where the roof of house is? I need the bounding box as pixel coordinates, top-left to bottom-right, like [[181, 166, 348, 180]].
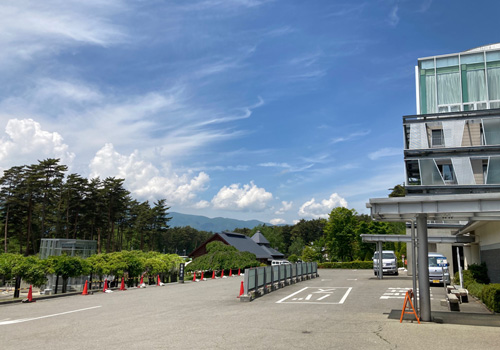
[[218, 232, 271, 259], [251, 230, 270, 245]]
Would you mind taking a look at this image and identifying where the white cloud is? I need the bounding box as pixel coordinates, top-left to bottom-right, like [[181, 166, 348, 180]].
[[275, 201, 293, 215], [388, 5, 400, 27], [211, 181, 273, 211], [89, 143, 209, 205], [298, 193, 348, 219], [36, 79, 103, 103], [0, 1, 127, 65], [193, 200, 210, 209], [0, 119, 75, 169], [331, 130, 370, 144], [368, 147, 401, 160], [270, 218, 286, 225]]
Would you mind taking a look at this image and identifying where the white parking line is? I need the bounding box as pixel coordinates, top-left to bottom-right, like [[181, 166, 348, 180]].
[[0, 306, 102, 325], [276, 287, 352, 304]]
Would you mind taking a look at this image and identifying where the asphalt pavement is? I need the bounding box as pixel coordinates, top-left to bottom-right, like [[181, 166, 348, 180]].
[[0, 269, 498, 349]]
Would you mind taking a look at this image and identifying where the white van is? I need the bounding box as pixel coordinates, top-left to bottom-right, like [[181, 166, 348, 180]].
[[373, 250, 398, 276], [428, 253, 450, 285], [271, 260, 290, 266]]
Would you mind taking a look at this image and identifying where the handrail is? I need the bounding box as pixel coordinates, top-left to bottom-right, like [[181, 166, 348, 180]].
[[240, 262, 318, 302]]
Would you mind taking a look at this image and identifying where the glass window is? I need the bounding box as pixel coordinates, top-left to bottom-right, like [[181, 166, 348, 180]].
[[420, 159, 445, 185], [483, 118, 500, 145], [486, 156, 500, 184], [461, 53, 484, 64], [431, 129, 444, 147], [436, 56, 459, 68], [438, 163, 454, 182], [420, 59, 435, 69], [486, 51, 500, 62], [437, 70, 461, 106]]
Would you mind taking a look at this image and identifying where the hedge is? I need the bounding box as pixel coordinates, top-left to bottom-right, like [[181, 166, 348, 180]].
[[318, 261, 372, 269], [454, 269, 500, 313]]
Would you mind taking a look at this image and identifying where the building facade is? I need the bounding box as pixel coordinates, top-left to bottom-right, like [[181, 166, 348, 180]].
[[404, 44, 500, 282]]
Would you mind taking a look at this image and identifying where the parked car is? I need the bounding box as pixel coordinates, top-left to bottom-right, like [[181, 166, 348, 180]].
[[271, 260, 290, 266], [373, 250, 398, 275], [428, 252, 450, 285]]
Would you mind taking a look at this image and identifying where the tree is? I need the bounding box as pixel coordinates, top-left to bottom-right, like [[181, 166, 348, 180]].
[[186, 241, 260, 271], [389, 184, 405, 197], [324, 207, 358, 262]]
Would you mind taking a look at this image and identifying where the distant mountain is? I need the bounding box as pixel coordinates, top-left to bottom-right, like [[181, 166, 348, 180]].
[[168, 212, 269, 232]]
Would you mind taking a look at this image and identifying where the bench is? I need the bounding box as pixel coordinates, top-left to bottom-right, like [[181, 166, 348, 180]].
[[448, 293, 460, 311]]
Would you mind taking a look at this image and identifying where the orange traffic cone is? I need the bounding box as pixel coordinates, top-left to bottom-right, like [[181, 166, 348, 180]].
[[201, 271, 204, 280], [120, 277, 126, 291], [82, 280, 89, 295], [157, 275, 160, 286], [103, 279, 107, 292], [237, 281, 244, 298], [27, 285, 34, 302], [212, 271, 215, 279], [238, 269, 241, 276], [229, 269, 232, 277]]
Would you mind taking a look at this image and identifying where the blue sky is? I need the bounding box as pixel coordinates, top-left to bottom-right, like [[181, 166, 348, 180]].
[[1, 0, 499, 225]]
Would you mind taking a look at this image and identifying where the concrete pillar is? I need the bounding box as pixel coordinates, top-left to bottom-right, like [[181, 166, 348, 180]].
[[417, 214, 431, 322], [410, 219, 418, 311], [377, 241, 383, 279]]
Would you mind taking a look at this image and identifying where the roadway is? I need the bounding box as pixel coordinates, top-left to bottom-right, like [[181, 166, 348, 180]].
[[0, 269, 498, 349]]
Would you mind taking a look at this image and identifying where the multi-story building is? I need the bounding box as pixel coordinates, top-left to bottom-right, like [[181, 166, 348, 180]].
[[402, 44, 500, 282], [404, 44, 500, 196]]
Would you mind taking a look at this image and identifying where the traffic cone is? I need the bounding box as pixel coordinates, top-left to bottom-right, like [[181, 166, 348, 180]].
[[82, 280, 88, 295], [212, 271, 215, 279], [27, 285, 34, 302], [237, 281, 244, 298], [157, 275, 160, 286], [120, 277, 126, 291], [201, 272, 204, 280], [229, 269, 233, 277], [238, 269, 241, 276], [103, 279, 107, 292]]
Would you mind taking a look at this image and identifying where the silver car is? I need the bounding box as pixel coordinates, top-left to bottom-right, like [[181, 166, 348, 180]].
[[428, 253, 450, 285], [373, 250, 398, 276]]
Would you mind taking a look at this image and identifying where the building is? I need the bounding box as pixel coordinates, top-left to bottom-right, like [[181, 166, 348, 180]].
[[366, 44, 500, 321], [402, 44, 500, 282], [189, 231, 285, 264]]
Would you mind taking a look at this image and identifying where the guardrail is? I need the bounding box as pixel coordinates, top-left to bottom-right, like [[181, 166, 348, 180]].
[[240, 262, 318, 302]]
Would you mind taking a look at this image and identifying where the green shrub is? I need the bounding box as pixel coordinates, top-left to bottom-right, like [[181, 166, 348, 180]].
[[318, 261, 372, 269], [482, 284, 500, 313], [468, 263, 490, 284]]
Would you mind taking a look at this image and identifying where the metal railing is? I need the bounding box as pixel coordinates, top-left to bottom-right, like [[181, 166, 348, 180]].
[[241, 262, 318, 301]]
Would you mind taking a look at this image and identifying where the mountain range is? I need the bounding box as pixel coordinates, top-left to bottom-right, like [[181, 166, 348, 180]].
[[168, 212, 269, 233]]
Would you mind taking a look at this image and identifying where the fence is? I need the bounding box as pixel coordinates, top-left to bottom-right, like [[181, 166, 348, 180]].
[[241, 262, 318, 302]]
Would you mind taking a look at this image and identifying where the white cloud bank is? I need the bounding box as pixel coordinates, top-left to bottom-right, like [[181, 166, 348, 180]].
[[211, 181, 273, 211], [89, 143, 210, 205], [298, 192, 348, 219], [275, 200, 293, 215], [0, 118, 75, 170]]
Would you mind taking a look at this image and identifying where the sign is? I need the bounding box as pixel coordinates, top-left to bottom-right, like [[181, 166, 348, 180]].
[[179, 263, 185, 283]]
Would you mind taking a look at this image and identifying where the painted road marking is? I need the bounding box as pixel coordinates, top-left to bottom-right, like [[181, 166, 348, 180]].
[[0, 306, 102, 325], [380, 288, 433, 300], [276, 287, 352, 304]]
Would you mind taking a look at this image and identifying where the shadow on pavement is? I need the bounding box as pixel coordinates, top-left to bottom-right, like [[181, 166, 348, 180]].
[[388, 309, 500, 327]]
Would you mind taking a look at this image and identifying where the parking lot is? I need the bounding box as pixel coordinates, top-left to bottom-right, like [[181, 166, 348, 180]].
[[1, 269, 499, 349]]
